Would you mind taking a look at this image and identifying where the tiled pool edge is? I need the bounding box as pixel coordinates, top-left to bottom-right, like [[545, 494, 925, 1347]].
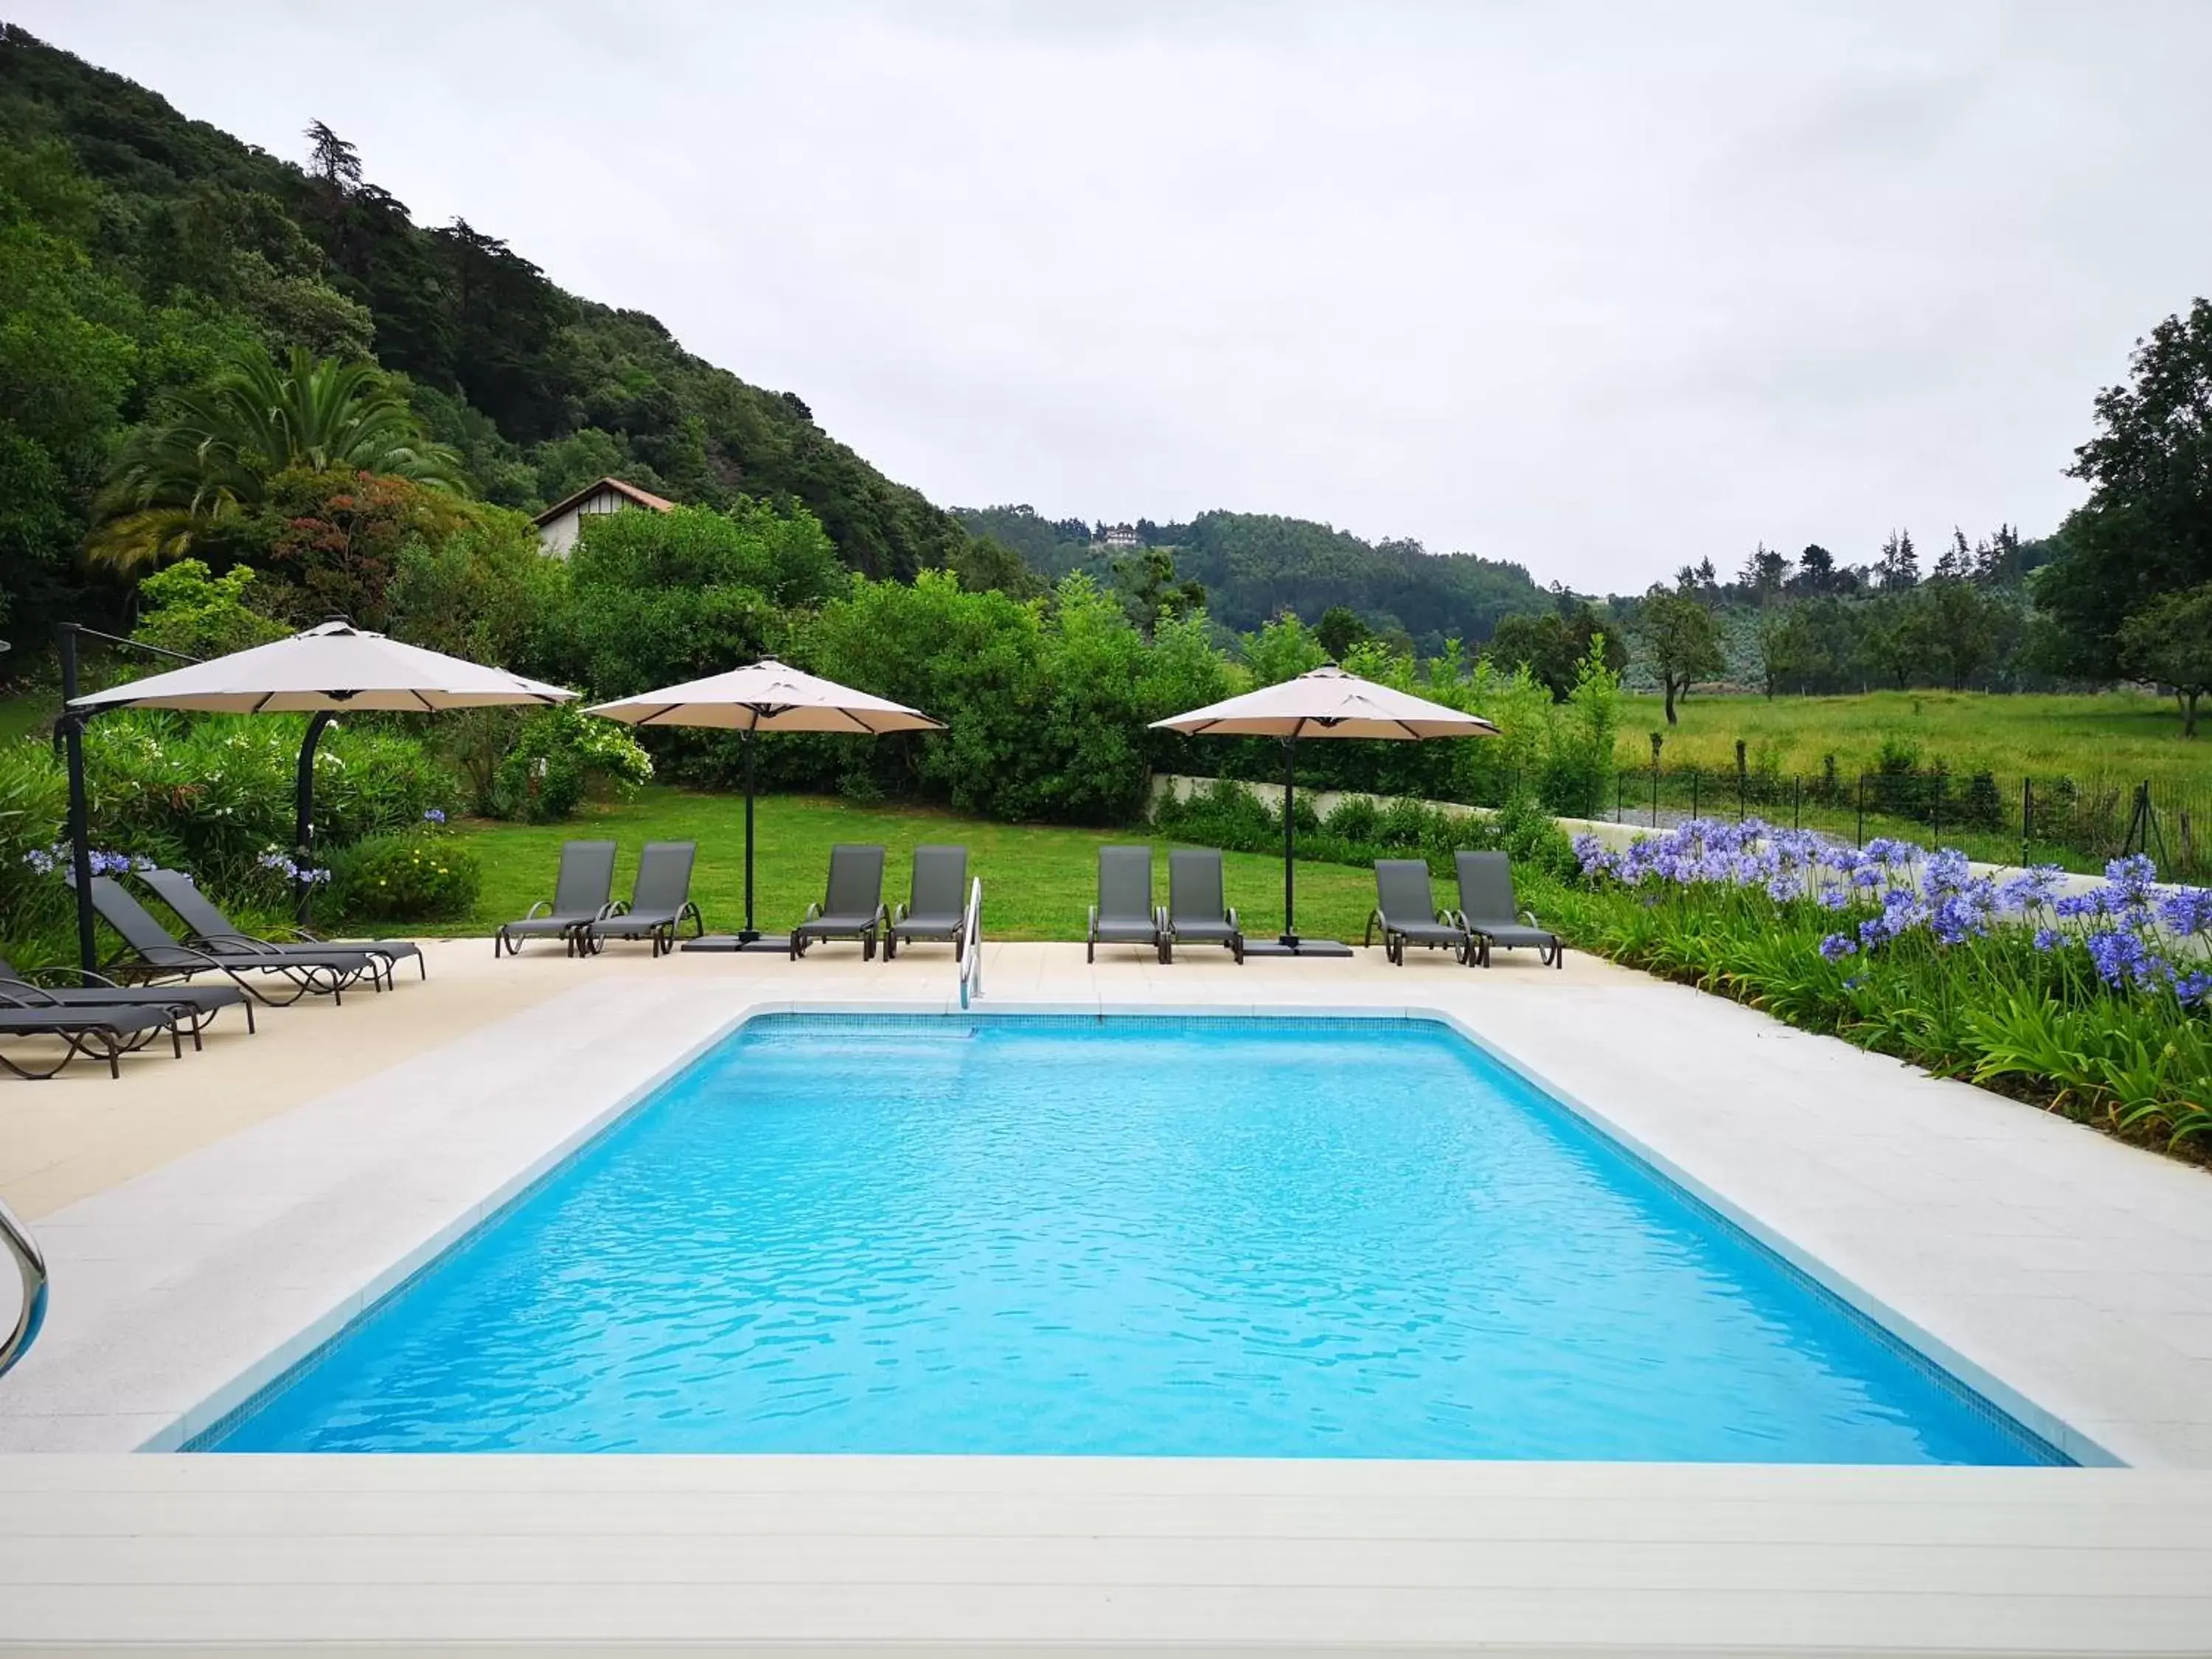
[[162, 996, 2106, 1467]]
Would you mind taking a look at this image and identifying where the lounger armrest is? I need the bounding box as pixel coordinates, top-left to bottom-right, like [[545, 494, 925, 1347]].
[[804, 902, 823, 924], [891, 901, 909, 925], [1521, 908, 1543, 928], [605, 900, 631, 919], [1086, 904, 1099, 942], [23, 964, 128, 990], [523, 901, 552, 921]]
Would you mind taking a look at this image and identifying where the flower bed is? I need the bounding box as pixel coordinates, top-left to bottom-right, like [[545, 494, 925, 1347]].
[[1563, 821, 2212, 1154]]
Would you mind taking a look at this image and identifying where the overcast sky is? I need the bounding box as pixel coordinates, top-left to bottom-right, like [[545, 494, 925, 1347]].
[[24, 1, 2212, 590]]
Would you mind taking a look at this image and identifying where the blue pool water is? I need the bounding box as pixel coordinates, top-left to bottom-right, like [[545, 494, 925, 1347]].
[[202, 1016, 2059, 1462]]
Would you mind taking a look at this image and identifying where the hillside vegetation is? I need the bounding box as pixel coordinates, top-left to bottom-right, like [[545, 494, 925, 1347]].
[[0, 21, 978, 643]]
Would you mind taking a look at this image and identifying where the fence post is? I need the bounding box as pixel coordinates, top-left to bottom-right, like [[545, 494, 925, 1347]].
[[1857, 772, 1866, 848], [2020, 777, 2031, 870], [1794, 776, 1802, 831], [1649, 732, 1662, 829], [1734, 740, 1747, 822], [1931, 774, 1941, 848], [1691, 771, 1700, 821]]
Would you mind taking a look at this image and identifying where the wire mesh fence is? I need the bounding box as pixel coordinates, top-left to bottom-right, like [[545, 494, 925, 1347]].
[[1604, 760, 2212, 883]]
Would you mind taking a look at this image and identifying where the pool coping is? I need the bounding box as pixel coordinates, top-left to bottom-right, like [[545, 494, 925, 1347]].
[[156, 995, 2106, 1467]]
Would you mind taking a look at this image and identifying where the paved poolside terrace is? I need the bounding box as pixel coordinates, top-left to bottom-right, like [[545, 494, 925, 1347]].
[[3, 936, 2210, 1653]]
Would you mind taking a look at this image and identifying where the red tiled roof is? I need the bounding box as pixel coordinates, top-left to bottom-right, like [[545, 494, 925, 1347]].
[[532, 477, 678, 525]]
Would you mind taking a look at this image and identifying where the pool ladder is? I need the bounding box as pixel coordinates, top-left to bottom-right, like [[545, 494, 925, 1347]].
[[959, 878, 984, 1009], [0, 1194, 47, 1383]]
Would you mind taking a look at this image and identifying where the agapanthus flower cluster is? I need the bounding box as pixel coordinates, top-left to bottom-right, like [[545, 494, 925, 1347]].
[[256, 849, 333, 886], [1578, 822, 2211, 1009], [21, 844, 150, 878], [422, 808, 448, 825]]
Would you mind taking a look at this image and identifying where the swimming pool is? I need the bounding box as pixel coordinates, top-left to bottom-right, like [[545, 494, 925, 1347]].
[[200, 1015, 2061, 1463]]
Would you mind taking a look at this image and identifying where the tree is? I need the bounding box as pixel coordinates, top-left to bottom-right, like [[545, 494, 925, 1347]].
[[2118, 583, 2212, 737], [89, 344, 467, 569], [1113, 547, 1206, 641], [1923, 573, 2007, 690], [1736, 542, 1790, 602], [1874, 529, 1919, 591], [1315, 604, 1370, 661], [1754, 605, 1816, 698], [2037, 298, 2212, 677], [1633, 591, 1725, 723], [1790, 543, 1839, 595]]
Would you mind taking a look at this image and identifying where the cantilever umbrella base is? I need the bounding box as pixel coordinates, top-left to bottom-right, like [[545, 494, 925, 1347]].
[[1243, 936, 1354, 959], [682, 932, 792, 954]]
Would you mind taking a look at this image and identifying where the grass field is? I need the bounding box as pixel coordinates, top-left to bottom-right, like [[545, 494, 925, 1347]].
[[428, 786, 1382, 945], [0, 686, 55, 745], [1617, 689, 2206, 790]]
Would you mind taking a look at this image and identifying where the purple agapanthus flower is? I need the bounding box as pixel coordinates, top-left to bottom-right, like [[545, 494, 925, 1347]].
[[1818, 933, 1857, 960]]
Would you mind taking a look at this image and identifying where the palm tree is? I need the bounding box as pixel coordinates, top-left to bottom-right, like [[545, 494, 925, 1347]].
[[89, 346, 469, 570]]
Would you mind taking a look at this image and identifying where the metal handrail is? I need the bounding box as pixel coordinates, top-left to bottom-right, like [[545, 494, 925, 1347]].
[[959, 877, 984, 1009], [0, 1194, 48, 1382]]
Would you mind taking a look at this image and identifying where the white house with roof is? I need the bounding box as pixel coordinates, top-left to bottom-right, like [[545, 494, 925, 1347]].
[[532, 477, 676, 556]]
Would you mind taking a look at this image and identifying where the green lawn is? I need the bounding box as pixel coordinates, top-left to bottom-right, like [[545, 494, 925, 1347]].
[[435, 786, 1382, 945], [1617, 689, 2206, 790], [0, 688, 55, 745]]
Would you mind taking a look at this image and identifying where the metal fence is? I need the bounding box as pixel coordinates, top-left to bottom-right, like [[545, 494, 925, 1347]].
[[1606, 760, 2211, 883]]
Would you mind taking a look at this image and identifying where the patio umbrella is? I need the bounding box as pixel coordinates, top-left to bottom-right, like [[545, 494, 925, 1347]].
[[585, 659, 942, 952], [63, 619, 575, 957], [1151, 664, 1499, 956]]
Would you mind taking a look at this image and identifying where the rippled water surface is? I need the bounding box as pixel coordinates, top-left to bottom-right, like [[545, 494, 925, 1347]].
[[206, 1016, 2057, 1461]]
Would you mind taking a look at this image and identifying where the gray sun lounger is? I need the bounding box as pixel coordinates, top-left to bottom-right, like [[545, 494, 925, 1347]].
[[0, 995, 182, 1080], [74, 874, 380, 1005], [884, 845, 967, 959], [1364, 859, 1472, 966], [138, 867, 422, 987], [496, 839, 619, 958], [1088, 846, 1165, 964], [1162, 848, 1242, 964], [1452, 850, 1563, 970], [581, 841, 703, 959], [792, 844, 888, 960], [1, 954, 254, 1043]]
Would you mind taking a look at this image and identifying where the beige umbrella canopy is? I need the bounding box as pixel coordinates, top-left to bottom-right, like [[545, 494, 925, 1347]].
[[61, 619, 576, 953], [1152, 665, 1499, 956], [67, 619, 576, 714], [588, 660, 943, 950]]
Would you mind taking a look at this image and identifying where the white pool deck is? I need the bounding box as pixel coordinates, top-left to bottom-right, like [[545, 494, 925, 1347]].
[[3, 936, 2211, 1653]]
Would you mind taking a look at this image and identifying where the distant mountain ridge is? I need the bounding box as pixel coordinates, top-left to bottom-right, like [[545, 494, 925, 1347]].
[[958, 505, 1552, 651]]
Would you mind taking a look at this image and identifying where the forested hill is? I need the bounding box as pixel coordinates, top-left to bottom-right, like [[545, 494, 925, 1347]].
[[0, 22, 970, 588], [957, 506, 1550, 653]]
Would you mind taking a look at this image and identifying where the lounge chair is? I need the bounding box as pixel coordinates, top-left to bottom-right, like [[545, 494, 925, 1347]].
[[495, 839, 619, 958], [1088, 846, 1165, 964], [884, 844, 967, 959], [1161, 848, 1243, 964], [580, 841, 703, 959], [137, 867, 422, 987], [1, 954, 255, 1044], [1364, 859, 1472, 966], [791, 844, 888, 960], [0, 993, 182, 1080], [1452, 850, 1563, 969], [73, 874, 378, 1006]]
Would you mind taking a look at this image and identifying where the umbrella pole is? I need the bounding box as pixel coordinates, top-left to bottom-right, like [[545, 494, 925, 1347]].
[[294, 712, 335, 923], [741, 728, 757, 942], [1280, 732, 1298, 948], [58, 625, 97, 974]]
